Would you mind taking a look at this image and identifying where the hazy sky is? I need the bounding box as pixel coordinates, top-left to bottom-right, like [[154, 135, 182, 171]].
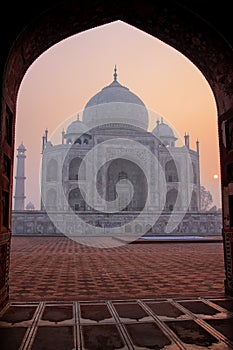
[[14, 20, 221, 209]]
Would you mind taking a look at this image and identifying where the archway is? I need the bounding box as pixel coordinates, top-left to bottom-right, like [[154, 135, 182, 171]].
[[165, 188, 179, 212], [0, 0, 232, 309], [106, 158, 147, 211], [165, 159, 179, 183], [68, 187, 86, 211], [69, 157, 86, 181]]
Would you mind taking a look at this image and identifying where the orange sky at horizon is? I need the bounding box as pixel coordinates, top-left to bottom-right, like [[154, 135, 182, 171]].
[[14, 20, 221, 209]]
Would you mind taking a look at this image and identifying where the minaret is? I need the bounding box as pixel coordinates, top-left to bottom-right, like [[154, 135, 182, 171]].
[[42, 134, 46, 153], [41, 128, 48, 153], [62, 129, 65, 145], [45, 128, 48, 143], [196, 139, 201, 210], [184, 132, 190, 149], [14, 143, 26, 210]]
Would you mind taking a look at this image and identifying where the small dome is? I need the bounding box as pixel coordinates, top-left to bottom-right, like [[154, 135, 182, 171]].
[[26, 201, 35, 210], [82, 67, 148, 130], [153, 120, 176, 138], [17, 143, 26, 151], [152, 120, 177, 147], [66, 118, 88, 135]]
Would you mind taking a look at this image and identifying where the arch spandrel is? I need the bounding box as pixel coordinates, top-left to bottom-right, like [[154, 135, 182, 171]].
[[3, 1, 233, 114]]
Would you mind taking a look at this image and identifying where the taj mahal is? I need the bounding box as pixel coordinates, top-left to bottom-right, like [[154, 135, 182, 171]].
[[12, 68, 222, 237]]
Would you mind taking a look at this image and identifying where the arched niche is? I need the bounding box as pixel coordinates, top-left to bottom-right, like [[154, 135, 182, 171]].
[[165, 159, 179, 183], [68, 187, 86, 211], [46, 159, 58, 182], [46, 188, 57, 211], [69, 157, 86, 181]]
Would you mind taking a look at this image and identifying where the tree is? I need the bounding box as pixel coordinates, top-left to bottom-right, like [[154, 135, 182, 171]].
[[200, 186, 213, 211]]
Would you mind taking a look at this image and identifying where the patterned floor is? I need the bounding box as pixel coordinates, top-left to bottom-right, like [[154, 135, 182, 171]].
[[9, 237, 225, 301], [0, 296, 233, 349]]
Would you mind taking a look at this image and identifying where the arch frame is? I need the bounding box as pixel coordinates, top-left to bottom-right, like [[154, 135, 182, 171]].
[[0, 0, 233, 309]]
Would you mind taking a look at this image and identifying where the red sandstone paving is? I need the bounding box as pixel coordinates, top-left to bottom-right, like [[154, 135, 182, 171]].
[[9, 236, 225, 302]]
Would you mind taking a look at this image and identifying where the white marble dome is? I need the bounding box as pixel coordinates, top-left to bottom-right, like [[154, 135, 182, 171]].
[[82, 68, 148, 130]]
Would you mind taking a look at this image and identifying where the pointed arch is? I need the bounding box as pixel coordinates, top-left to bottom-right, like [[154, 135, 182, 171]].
[[68, 187, 86, 211], [69, 157, 86, 180], [46, 188, 57, 211], [46, 159, 58, 181], [165, 159, 179, 183]]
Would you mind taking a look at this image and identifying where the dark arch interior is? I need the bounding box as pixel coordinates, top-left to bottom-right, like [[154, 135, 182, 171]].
[[0, 0, 233, 309], [106, 158, 148, 211]]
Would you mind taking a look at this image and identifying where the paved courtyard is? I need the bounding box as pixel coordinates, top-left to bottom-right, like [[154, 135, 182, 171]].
[[2, 236, 233, 349], [9, 236, 226, 302]]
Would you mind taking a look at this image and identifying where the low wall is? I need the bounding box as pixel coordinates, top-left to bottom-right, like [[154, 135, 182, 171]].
[[12, 210, 222, 236]]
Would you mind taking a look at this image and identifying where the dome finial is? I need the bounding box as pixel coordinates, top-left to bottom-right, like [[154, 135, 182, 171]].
[[113, 65, 117, 81]]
